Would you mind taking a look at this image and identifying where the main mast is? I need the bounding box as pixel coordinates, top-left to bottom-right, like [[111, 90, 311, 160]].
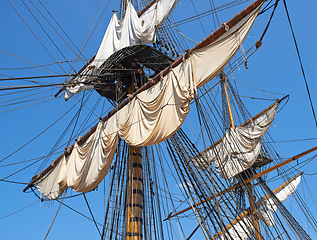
[[125, 43, 143, 239]]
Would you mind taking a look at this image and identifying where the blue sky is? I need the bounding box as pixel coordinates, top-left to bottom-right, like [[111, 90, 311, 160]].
[[0, 0, 317, 239]]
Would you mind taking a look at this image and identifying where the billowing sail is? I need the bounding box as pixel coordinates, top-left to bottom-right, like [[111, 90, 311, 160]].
[[193, 101, 279, 179], [65, 0, 179, 100], [33, 3, 263, 200], [217, 175, 301, 239]]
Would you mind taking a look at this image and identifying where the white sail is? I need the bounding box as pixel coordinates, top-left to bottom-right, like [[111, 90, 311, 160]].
[[219, 216, 254, 240], [35, 121, 118, 200], [193, 102, 278, 179], [65, 0, 179, 100], [258, 175, 301, 226], [217, 175, 301, 239], [35, 4, 263, 199]]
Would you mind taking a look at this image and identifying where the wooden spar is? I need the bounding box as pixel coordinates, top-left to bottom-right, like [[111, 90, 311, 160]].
[[24, 0, 265, 191], [54, 55, 96, 97], [212, 172, 303, 240], [137, 0, 157, 17], [222, 76, 236, 130], [165, 146, 317, 220], [197, 95, 288, 157]]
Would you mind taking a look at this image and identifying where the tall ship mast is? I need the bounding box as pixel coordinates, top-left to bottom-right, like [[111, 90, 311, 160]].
[[1, 0, 316, 239]]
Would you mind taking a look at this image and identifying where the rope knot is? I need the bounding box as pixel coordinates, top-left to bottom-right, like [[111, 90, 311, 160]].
[[160, 71, 164, 81], [221, 22, 230, 32], [65, 146, 72, 155], [148, 78, 155, 84], [127, 94, 133, 100]]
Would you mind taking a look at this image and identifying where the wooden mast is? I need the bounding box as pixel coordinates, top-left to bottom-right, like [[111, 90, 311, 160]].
[[126, 146, 143, 239], [222, 74, 235, 130], [246, 185, 262, 239], [125, 0, 142, 235], [221, 72, 262, 239]]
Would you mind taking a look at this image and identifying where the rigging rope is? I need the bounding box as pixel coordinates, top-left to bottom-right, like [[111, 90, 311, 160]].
[[282, 0, 317, 128], [43, 190, 66, 240], [0, 200, 38, 220], [83, 193, 102, 237], [6, 0, 68, 75], [0, 98, 81, 163]]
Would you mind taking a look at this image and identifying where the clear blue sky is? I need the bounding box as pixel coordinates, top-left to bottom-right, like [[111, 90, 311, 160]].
[[0, 0, 316, 239]]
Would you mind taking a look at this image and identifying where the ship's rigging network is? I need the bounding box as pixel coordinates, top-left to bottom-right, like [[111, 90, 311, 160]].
[[1, 0, 317, 240]]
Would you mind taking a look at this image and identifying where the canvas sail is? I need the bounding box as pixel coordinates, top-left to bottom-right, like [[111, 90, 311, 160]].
[[65, 0, 179, 100], [258, 175, 301, 226], [33, 4, 263, 200], [217, 175, 301, 239], [219, 216, 254, 240], [193, 101, 279, 179]]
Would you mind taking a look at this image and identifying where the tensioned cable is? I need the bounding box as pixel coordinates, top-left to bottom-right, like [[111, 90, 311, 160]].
[[161, 0, 250, 30], [282, 0, 317, 128], [34, 91, 94, 174], [264, 137, 317, 143], [6, 0, 68, 75], [0, 97, 56, 114], [68, 0, 113, 80], [0, 48, 59, 75], [29, 188, 104, 226], [0, 59, 83, 71], [83, 193, 102, 237], [0, 200, 38, 220], [31, 0, 88, 64], [167, 19, 198, 44], [0, 98, 81, 163], [21, 0, 76, 74], [258, 0, 279, 42], [0, 88, 53, 105], [0, 154, 61, 168], [0, 94, 54, 108], [0, 179, 29, 185], [66, 91, 87, 146], [0, 70, 139, 81], [56, 199, 103, 227], [43, 190, 66, 240]]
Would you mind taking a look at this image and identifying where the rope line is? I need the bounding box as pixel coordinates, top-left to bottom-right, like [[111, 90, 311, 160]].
[[43, 190, 66, 240], [282, 0, 317, 128]]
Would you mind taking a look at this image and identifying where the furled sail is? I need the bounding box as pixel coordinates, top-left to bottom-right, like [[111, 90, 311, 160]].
[[32, 3, 263, 200], [219, 216, 254, 240], [65, 0, 179, 100], [193, 101, 279, 179], [258, 175, 301, 226], [217, 175, 301, 239]]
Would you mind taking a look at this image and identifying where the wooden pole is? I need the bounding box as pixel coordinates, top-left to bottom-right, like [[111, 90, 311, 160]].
[[246, 183, 262, 239], [222, 76, 235, 130], [222, 72, 261, 238], [126, 146, 143, 239]]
